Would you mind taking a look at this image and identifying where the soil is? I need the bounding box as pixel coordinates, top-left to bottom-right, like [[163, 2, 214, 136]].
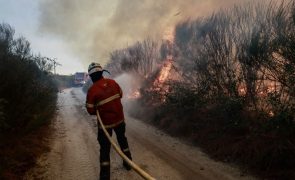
[[25, 88, 256, 180]]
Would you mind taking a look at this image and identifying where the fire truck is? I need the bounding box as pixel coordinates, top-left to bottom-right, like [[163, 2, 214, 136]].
[[74, 72, 88, 86]]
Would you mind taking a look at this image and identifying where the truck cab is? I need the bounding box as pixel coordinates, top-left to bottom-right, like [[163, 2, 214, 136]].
[[74, 72, 88, 86]]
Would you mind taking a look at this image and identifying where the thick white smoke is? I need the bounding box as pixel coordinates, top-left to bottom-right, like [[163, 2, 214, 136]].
[[38, 0, 254, 66]]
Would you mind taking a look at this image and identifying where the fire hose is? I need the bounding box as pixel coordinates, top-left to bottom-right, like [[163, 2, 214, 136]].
[[96, 109, 156, 180]]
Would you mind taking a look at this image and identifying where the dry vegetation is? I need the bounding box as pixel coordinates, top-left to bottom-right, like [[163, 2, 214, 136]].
[[0, 23, 58, 179], [105, 1, 295, 179]]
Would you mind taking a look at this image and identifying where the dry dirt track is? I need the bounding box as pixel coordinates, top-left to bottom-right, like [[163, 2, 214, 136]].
[[26, 88, 256, 180]]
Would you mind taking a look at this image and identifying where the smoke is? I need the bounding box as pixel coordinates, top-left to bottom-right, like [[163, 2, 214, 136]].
[[38, 0, 250, 66], [114, 73, 141, 100], [114, 73, 142, 113]]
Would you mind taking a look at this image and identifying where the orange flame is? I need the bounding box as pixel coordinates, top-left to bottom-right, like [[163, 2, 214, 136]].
[[128, 27, 175, 102], [128, 90, 141, 99], [153, 58, 173, 88]]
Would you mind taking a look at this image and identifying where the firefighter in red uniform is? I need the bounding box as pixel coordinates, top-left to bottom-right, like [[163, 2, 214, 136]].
[[86, 62, 132, 180]]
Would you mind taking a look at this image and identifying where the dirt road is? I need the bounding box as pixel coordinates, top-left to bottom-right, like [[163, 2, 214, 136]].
[[26, 88, 255, 180]]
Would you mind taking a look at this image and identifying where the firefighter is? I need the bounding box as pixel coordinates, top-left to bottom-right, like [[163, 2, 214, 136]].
[[86, 62, 132, 180]]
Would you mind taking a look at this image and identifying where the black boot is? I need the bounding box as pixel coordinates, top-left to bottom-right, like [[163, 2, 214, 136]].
[[100, 164, 110, 180], [123, 151, 132, 171], [123, 161, 131, 171]]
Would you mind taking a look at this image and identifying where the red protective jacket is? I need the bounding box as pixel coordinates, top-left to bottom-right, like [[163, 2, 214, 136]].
[[86, 77, 124, 128]]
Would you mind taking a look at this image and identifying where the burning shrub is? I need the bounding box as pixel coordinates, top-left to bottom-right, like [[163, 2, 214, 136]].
[[104, 1, 295, 178], [164, 81, 204, 109], [165, 1, 295, 178], [265, 92, 295, 133], [105, 39, 161, 79], [174, 1, 295, 117]]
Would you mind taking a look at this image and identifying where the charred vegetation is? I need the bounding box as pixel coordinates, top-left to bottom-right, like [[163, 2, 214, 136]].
[[106, 1, 295, 179]]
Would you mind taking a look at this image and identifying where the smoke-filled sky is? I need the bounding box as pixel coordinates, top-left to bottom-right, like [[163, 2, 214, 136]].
[[39, 0, 249, 66], [0, 0, 264, 74], [0, 0, 83, 74]]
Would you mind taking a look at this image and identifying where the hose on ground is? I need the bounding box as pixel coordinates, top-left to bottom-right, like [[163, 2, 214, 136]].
[[96, 109, 156, 180]]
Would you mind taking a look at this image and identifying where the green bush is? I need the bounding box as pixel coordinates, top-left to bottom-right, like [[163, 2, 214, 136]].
[[0, 23, 57, 134]]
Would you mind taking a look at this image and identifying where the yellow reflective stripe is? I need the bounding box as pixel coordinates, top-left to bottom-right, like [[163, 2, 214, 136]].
[[86, 103, 94, 108], [101, 161, 110, 166], [123, 148, 130, 152], [97, 94, 120, 106], [99, 120, 124, 129]]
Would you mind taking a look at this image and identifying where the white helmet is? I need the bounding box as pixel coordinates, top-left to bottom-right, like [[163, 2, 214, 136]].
[[88, 62, 103, 75]]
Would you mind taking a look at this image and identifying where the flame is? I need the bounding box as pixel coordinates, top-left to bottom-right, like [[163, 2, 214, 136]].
[[149, 27, 175, 102], [127, 27, 175, 102], [238, 87, 246, 96], [269, 111, 275, 117], [156, 26, 174, 85], [238, 79, 280, 97], [128, 90, 141, 99], [156, 59, 173, 85], [127, 58, 173, 101], [163, 27, 175, 42]]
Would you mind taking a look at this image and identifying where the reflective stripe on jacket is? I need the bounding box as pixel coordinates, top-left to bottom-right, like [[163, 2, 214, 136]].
[[86, 77, 124, 127]]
